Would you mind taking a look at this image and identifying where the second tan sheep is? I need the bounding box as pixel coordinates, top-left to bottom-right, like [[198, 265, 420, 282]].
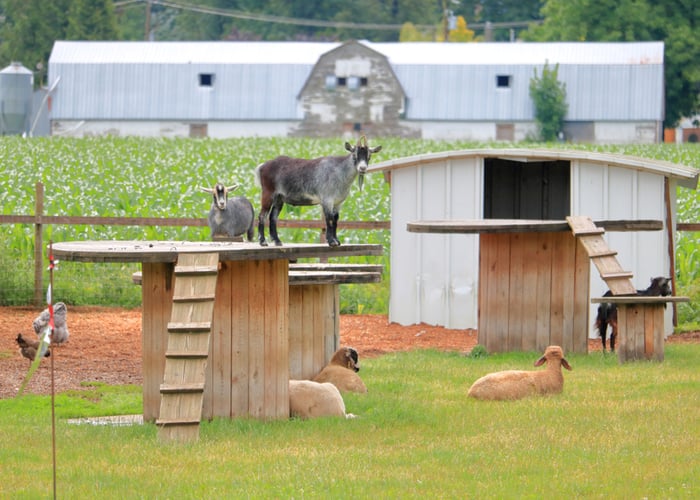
[[467, 345, 572, 401]]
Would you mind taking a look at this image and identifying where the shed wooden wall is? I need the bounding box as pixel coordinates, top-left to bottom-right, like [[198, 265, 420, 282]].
[[388, 156, 674, 337]]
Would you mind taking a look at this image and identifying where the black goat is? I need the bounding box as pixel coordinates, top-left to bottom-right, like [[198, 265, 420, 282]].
[[595, 276, 672, 352], [255, 136, 382, 247]]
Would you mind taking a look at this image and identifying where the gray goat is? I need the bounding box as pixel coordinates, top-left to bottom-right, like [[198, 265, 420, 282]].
[[255, 136, 382, 247], [200, 182, 255, 241]]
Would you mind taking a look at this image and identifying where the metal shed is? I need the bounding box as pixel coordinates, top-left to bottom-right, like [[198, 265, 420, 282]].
[[367, 149, 698, 339]]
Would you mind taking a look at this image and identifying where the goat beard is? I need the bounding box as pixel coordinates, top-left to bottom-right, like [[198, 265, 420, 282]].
[[358, 173, 365, 191]]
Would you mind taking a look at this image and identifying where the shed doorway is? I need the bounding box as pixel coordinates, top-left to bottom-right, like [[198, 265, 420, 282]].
[[483, 158, 570, 220]]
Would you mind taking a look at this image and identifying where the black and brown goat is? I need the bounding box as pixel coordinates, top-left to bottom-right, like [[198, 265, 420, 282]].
[[312, 346, 367, 393], [595, 276, 672, 352], [254, 136, 382, 247]]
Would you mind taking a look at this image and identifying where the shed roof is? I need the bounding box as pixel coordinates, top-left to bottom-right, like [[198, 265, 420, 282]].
[[368, 148, 699, 189]]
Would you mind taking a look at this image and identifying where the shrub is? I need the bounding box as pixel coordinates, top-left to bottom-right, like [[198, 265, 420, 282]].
[[529, 61, 568, 142]]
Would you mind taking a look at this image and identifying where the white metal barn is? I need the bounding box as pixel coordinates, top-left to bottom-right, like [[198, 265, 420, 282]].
[[367, 149, 698, 337], [47, 40, 664, 143]]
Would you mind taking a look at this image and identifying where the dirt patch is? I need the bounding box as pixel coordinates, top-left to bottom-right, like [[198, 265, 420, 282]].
[[1, 306, 697, 399]]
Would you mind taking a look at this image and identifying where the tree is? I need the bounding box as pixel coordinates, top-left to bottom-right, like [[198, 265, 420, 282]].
[[522, 0, 700, 127], [0, 0, 118, 86], [66, 0, 118, 40], [399, 22, 432, 42], [0, 0, 71, 86], [448, 16, 476, 42], [529, 61, 568, 141]]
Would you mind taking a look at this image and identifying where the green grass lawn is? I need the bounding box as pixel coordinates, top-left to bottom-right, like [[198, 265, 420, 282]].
[[1, 346, 698, 498]]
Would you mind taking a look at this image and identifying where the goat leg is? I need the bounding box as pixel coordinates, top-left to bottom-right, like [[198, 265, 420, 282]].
[[596, 304, 608, 352], [257, 191, 274, 246], [269, 199, 284, 246], [257, 210, 268, 246], [608, 306, 618, 352], [324, 207, 340, 247], [609, 318, 618, 352], [601, 325, 608, 352]]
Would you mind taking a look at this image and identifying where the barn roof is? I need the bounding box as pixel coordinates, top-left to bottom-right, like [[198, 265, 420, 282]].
[[48, 41, 334, 64], [50, 40, 662, 66], [368, 148, 699, 189]]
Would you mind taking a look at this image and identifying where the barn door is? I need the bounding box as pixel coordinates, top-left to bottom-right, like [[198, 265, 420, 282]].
[[483, 159, 570, 220]]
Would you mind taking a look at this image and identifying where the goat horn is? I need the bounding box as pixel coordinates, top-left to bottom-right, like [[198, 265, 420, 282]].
[[226, 184, 240, 192], [200, 187, 214, 194]]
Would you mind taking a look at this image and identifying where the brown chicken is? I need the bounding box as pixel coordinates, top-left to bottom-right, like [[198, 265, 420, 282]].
[[16, 333, 50, 362]]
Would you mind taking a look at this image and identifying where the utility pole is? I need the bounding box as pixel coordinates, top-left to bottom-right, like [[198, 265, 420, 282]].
[[144, 0, 152, 41], [442, 0, 448, 42]]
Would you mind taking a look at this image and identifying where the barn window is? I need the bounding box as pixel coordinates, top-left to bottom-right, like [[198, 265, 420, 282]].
[[483, 158, 570, 220], [198, 73, 214, 87], [347, 76, 360, 90], [337, 77, 347, 87], [496, 75, 511, 88], [325, 75, 337, 90]]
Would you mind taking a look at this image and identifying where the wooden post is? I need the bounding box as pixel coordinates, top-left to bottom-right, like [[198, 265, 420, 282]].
[[33, 182, 44, 306], [664, 177, 678, 326], [288, 283, 339, 380]]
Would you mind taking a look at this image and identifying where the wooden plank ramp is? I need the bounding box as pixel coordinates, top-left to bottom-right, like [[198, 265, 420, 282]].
[[156, 252, 218, 443], [566, 216, 637, 295]]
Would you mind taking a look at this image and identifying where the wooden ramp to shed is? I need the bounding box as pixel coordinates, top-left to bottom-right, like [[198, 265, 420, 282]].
[[566, 216, 637, 295], [156, 253, 218, 443]]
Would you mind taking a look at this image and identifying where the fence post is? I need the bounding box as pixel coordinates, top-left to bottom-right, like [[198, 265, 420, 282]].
[[33, 182, 44, 306]]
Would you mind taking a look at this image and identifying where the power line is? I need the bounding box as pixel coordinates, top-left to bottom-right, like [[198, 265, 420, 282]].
[[146, 0, 540, 33]]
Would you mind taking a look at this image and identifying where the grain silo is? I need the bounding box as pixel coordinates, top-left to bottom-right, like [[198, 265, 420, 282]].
[[0, 62, 33, 135]]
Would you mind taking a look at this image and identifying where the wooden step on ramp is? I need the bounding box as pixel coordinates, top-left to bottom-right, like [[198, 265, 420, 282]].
[[156, 252, 218, 443], [566, 216, 637, 295]]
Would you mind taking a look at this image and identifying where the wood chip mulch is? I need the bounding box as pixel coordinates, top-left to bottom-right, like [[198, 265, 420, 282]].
[[1, 306, 697, 399]]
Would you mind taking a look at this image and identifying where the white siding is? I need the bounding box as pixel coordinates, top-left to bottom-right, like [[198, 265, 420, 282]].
[[389, 158, 481, 328], [51, 120, 296, 138]]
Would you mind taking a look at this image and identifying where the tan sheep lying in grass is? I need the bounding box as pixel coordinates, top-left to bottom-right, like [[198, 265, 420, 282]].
[[467, 345, 572, 401], [312, 346, 368, 393], [289, 380, 355, 419]]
